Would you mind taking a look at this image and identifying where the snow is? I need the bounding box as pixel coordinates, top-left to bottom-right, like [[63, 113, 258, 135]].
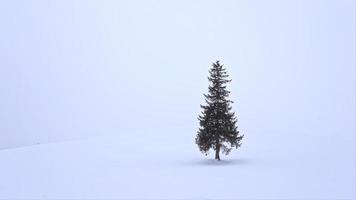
[[0, 126, 354, 199]]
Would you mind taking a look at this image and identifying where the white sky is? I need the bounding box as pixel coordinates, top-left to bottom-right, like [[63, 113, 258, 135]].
[[0, 0, 355, 149]]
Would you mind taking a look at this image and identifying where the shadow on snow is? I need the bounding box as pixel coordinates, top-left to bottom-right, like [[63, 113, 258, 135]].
[[181, 157, 255, 166]]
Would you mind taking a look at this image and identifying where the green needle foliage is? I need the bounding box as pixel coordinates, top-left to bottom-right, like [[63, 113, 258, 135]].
[[196, 61, 243, 160]]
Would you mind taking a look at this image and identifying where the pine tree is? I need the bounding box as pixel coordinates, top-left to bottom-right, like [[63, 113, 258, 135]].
[[196, 61, 243, 160]]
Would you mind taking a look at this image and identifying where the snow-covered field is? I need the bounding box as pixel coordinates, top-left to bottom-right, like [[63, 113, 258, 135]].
[[0, 125, 354, 199], [0, 0, 355, 199]]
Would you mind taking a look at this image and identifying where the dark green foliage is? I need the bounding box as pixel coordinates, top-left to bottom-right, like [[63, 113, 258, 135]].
[[196, 61, 243, 160]]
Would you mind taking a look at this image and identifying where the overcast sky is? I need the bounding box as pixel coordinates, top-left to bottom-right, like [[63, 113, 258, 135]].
[[0, 0, 355, 149]]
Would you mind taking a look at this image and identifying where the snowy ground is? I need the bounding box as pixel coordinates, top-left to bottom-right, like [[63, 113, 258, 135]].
[[0, 127, 354, 199]]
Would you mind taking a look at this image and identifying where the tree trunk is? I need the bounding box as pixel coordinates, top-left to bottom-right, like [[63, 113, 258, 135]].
[[215, 143, 221, 160]]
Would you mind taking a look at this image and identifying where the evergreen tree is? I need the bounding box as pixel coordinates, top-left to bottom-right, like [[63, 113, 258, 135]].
[[196, 61, 243, 160]]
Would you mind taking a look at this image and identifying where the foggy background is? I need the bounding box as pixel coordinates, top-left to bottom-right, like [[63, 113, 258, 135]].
[[0, 0, 355, 149]]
